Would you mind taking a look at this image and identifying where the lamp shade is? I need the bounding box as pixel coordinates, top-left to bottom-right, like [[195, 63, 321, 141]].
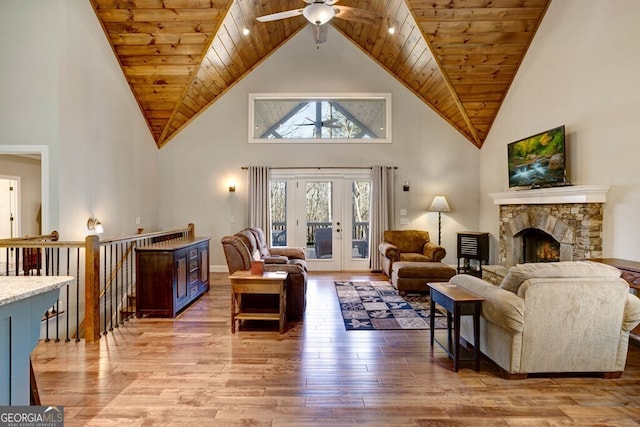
[[428, 195, 451, 213]]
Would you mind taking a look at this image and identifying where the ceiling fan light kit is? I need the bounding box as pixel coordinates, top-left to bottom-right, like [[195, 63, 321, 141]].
[[255, 0, 380, 46], [303, 3, 335, 26]]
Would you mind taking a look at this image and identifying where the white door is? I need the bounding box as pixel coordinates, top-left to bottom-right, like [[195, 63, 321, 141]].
[[0, 177, 20, 267], [270, 170, 371, 271]]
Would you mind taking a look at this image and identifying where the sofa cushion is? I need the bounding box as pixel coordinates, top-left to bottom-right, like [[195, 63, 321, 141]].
[[500, 261, 622, 294], [235, 229, 262, 261], [270, 246, 306, 260], [220, 236, 252, 274], [399, 253, 433, 263]]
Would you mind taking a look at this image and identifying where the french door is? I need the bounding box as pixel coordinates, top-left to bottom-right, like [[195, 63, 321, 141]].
[[270, 170, 371, 271]]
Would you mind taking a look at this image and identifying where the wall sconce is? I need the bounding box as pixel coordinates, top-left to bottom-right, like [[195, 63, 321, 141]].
[[228, 185, 236, 193], [428, 195, 451, 245], [403, 181, 410, 192], [87, 216, 104, 234]]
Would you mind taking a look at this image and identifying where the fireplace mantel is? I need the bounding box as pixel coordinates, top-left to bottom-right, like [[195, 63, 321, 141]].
[[489, 185, 610, 205]]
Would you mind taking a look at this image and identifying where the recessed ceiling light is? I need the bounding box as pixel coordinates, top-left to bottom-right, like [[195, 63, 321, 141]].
[[242, 28, 250, 36], [388, 27, 396, 35]]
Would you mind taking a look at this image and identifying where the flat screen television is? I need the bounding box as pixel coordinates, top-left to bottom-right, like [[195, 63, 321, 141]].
[[507, 125, 569, 188]]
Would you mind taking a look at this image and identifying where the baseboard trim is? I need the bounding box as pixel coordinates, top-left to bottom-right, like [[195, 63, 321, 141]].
[[211, 265, 229, 273]]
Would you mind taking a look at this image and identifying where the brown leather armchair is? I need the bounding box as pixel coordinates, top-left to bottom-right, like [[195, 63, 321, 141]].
[[378, 230, 446, 277], [221, 228, 307, 320]]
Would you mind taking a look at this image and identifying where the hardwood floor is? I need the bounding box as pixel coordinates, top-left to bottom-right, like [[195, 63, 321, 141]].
[[32, 272, 640, 426]]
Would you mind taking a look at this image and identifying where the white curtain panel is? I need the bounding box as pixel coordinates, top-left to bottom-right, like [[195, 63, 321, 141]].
[[369, 166, 395, 272], [248, 166, 270, 231]]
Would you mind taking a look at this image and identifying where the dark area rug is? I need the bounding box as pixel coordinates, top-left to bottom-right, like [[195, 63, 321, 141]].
[[335, 280, 447, 331]]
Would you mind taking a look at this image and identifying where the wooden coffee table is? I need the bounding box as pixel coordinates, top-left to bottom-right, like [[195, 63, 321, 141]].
[[428, 282, 484, 371], [229, 271, 288, 333]]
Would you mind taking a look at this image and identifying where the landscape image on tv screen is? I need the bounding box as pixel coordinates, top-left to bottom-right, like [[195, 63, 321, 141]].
[[508, 125, 566, 188]]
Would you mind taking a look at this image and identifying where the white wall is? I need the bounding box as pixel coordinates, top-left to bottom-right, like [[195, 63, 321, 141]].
[[0, 1, 159, 240], [158, 26, 481, 269], [479, 0, 640, 261]]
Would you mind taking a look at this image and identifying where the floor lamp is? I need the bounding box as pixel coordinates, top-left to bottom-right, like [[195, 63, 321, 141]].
[[428, 195, 451, 246]]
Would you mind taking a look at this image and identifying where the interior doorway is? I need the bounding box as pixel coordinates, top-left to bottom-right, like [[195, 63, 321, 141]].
[[0, 146, 48, 233], [0, 177, 19, 238], [0, 177, 19, 269]]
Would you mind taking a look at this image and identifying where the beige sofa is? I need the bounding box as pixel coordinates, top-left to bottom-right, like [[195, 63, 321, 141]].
[[451, 261, 640, 378]]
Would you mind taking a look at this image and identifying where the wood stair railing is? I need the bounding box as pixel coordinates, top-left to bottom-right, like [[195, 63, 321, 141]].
[[0, 223, 196, 343]]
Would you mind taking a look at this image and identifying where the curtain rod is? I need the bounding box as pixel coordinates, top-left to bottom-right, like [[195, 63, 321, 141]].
[[241, 166, 397, 170]]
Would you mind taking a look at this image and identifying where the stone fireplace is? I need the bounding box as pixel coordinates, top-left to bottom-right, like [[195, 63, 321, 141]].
[[498, 202, 604, 267], [489, 185, 610, 269]]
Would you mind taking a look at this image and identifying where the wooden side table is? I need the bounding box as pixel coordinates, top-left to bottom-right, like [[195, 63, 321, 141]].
[[229, 271, 288, 333], [428, 282, 484, 372]]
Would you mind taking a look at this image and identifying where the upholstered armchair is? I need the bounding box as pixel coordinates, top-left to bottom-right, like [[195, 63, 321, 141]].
[[221, 228, 307, 320], [378, 230, 446, 277], [453, 261, 640, 378]]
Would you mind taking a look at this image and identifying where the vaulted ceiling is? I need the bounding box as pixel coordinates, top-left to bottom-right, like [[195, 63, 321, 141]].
[[90, 0, 551, 149]]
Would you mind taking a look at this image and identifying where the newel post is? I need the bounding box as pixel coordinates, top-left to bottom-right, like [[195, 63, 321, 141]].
[[85, 235, 101, 343], [188, 223, 195, 238]]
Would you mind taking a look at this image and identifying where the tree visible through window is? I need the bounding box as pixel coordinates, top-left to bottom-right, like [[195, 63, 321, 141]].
[[265, 101, 374, 139], [251, 94, 390, 142], [270, 181, 286, 246]]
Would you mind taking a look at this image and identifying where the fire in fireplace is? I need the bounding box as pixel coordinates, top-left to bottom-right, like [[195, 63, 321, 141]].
[[521, 228, 560, 263]]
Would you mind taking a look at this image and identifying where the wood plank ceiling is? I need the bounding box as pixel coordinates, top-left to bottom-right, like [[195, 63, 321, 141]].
[[90, 0, 551, 149]]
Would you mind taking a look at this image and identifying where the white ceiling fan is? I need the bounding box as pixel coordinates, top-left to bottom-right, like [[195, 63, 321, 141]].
[[256, 0, 382, 46]]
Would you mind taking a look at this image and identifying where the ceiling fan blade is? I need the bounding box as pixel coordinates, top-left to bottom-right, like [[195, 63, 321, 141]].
[[312, 24, 328, 45], [333, 5, 382, 26], [256, 8, 304, 23]]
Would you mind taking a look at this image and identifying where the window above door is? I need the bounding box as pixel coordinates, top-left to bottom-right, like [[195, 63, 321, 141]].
[[249, 93, 391, 143]]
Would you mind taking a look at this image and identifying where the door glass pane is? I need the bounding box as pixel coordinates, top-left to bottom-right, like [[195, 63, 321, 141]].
[[270, 181, 287, 246], [352, 181, 371, 259], [307, 181, 332, 260]]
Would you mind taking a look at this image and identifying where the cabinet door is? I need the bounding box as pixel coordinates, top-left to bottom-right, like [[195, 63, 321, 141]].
[[200, 247, 209, 283], [176, 256, 188, 302]]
